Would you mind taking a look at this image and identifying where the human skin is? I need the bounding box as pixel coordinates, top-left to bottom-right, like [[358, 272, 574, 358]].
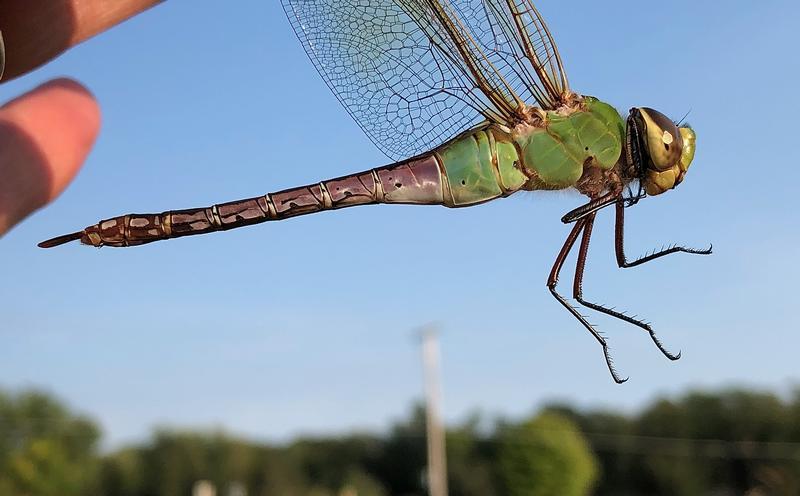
[[0, 0, 162, 236]]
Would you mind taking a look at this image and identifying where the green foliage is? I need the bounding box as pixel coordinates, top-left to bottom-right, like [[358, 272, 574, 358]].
[[561, 388, 800, 496], [366, 404, 428, 495], [497, 412, 598, 496], [0, 389, 100, 496], [446, 414, 498, 496], [632, 389, 798, 496], [338, 469, 388, 496], [5, 387, 800, 495], [101, 431, 314, 496]]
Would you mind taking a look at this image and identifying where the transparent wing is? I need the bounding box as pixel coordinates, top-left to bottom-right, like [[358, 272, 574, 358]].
[[282, 0, 538, 160], [452, 0, 570, 109]]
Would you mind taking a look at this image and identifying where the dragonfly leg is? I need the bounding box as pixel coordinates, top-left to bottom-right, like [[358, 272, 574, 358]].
[[615, 199, 712, 268], [547, 218, 627, 384], [573, 212, 681, 361], [561, 190, 620, 224]]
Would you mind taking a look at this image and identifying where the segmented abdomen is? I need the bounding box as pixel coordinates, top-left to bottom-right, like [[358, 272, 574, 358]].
[[47, 127, 529, 248]]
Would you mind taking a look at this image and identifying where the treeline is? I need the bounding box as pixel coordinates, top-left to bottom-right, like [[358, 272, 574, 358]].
[[1, 387, 800, 495]]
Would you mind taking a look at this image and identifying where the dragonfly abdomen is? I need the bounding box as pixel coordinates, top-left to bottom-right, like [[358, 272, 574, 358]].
[[436, 127, 528, 206], [39, 128, 530, 248], [48, 159, 441, 247]]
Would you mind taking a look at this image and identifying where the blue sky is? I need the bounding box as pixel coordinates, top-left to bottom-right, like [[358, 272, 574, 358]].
[[2, 0, 799, 448]]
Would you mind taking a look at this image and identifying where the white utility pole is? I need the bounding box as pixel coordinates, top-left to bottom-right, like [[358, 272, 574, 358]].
[[421, 327, 448, 496]]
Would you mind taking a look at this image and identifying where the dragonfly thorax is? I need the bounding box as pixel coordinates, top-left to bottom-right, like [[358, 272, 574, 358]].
[[626, 108, 697, 196], [513, 96, 626, 192]]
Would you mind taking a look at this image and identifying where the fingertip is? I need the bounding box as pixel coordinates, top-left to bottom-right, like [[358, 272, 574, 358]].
[[0, 78, 101, 235], [4, 78, 102, 190], [34, 77, 101, 127]]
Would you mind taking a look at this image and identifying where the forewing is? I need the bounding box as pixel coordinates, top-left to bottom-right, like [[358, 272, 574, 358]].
[[281, 0, 524, 160], [451, 0, 570, 109]]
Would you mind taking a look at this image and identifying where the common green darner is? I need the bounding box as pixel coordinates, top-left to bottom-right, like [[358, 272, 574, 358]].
[[39, 0, 710, 383]]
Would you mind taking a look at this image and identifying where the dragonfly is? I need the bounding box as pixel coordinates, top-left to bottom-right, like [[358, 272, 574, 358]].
[[39, 0, 711, 383]]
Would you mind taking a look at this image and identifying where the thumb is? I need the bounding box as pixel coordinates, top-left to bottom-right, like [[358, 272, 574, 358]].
[[0, 78, 100, 236]]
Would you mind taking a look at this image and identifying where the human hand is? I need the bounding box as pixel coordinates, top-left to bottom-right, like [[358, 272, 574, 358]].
[[0, 0, 161, 237]]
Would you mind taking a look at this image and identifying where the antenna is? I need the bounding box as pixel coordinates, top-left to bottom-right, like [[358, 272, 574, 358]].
[[676, 108, 692, 126]]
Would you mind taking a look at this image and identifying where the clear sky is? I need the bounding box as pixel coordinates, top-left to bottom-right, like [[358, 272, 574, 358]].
[[2, 0, 799, 448]]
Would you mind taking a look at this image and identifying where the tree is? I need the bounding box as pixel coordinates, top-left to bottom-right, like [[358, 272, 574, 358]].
[[0, 389, 101, 496], [445, 413, 498, 496], [366, 404, 428, 495], [497, 411, 598, 496], [635, 389, 796, 495]]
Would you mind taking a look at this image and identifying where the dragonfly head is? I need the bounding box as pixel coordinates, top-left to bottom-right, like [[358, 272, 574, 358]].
[[626, 107, 696, 196]]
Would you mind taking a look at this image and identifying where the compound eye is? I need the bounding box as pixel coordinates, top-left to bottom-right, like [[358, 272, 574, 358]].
[[640, 108, 683, 171]]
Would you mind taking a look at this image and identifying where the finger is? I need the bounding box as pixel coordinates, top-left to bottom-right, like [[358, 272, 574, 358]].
[[0, 78, 100, 236], [1, 31, 6, 80], [0, 0, 163, 81]]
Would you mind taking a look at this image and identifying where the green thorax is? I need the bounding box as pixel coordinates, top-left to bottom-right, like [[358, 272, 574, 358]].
[[516, 96, 625, 189], [432, 96, 625, 206]]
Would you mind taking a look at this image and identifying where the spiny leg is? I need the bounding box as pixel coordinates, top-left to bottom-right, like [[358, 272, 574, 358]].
[[615, 199, 712, 268], [561, 190, 620, 224], [573, 212, 680, 361], [547, 218, 627, 384]]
